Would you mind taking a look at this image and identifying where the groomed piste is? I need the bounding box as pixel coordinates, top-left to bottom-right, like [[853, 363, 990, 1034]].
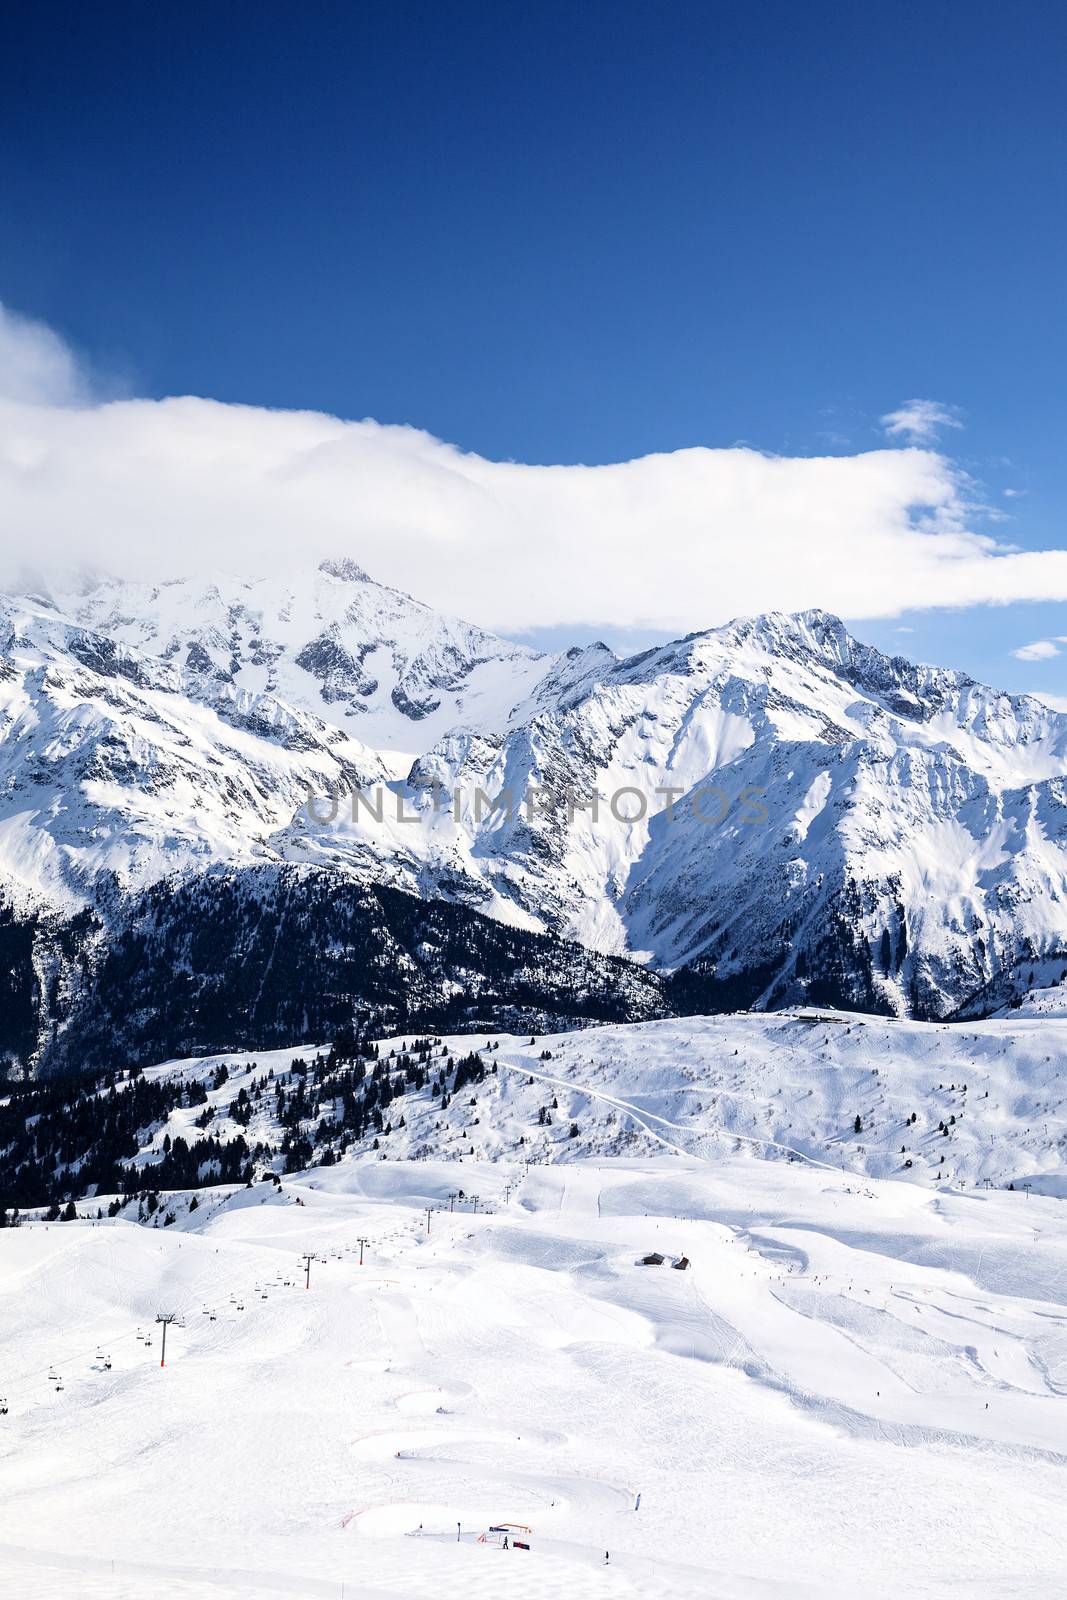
[[2, 1081, 1066, 1598]]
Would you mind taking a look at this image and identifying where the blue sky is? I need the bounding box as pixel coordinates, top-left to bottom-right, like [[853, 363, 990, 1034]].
[[1, 1, 1066, 694]]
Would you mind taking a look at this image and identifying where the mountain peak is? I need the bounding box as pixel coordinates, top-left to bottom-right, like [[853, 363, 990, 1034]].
[[317, 556, 371, 584], [722, 605, 848, 647]]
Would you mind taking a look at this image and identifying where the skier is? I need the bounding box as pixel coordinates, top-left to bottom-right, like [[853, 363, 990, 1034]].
[[503, 1536, 509, 1550]]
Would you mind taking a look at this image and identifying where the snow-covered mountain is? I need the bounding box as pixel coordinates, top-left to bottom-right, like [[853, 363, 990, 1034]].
[[49, 560, 547, 764], [292, 603, 1067, 1018], [0, 587, 386, 907], [5, 561, 1067, 1071]]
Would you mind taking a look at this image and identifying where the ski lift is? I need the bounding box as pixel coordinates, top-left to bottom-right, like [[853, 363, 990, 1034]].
[[236, 1301, 245, 1311], [209, 1312, 216, 1322], [47, 1368, 58, 1382], [0, 1397, 8, 1415], [103, 1356, 112, 1370]]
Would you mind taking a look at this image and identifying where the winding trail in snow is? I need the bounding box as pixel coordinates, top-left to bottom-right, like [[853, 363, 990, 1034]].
[[496, 1052, 865, 1182]]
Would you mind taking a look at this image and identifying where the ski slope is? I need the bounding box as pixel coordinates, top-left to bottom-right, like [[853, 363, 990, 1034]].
[[2, 1149, 1067, 1598]]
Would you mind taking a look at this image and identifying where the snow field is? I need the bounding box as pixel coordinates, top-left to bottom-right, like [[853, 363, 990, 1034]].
[[2, 1145, 1067, 1598]]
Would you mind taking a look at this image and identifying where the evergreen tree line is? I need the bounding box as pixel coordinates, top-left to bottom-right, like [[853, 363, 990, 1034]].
[[0, 1034, 484, 1213]]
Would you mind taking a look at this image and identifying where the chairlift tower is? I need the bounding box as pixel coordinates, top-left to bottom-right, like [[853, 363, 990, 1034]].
[[156, 1311, 182, 1369]]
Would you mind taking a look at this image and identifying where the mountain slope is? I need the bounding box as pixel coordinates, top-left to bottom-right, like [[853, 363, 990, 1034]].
[[4, 1151, 1065, 1599], [0, 590, 386, 907], [0, 865, 672, 1076], [8, 1004, 1067, 1211]]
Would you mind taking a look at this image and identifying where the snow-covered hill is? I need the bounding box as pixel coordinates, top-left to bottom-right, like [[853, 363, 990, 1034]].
[[2, 1150, 1065, 1598], [9, 1006, 1067, 1209], [6, 563, 1067, 1060], [7, 1009, 1067, 1594]]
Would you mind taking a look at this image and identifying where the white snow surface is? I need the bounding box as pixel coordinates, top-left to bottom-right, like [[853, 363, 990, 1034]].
[[6, 1012, 1067, 1596], [2, 1147, 1066, 1599]]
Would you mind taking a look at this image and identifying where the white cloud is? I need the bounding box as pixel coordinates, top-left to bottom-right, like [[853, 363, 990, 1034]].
[[3, 304, 1067, 636], [0, 303, 93, 408], [881, 399, 964, 446], [1013, 637, 1067, 662], [1033, 691, 1067, 713]]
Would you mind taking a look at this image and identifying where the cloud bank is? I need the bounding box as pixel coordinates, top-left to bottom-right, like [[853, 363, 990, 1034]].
[[2, 302, 1066, 635]]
